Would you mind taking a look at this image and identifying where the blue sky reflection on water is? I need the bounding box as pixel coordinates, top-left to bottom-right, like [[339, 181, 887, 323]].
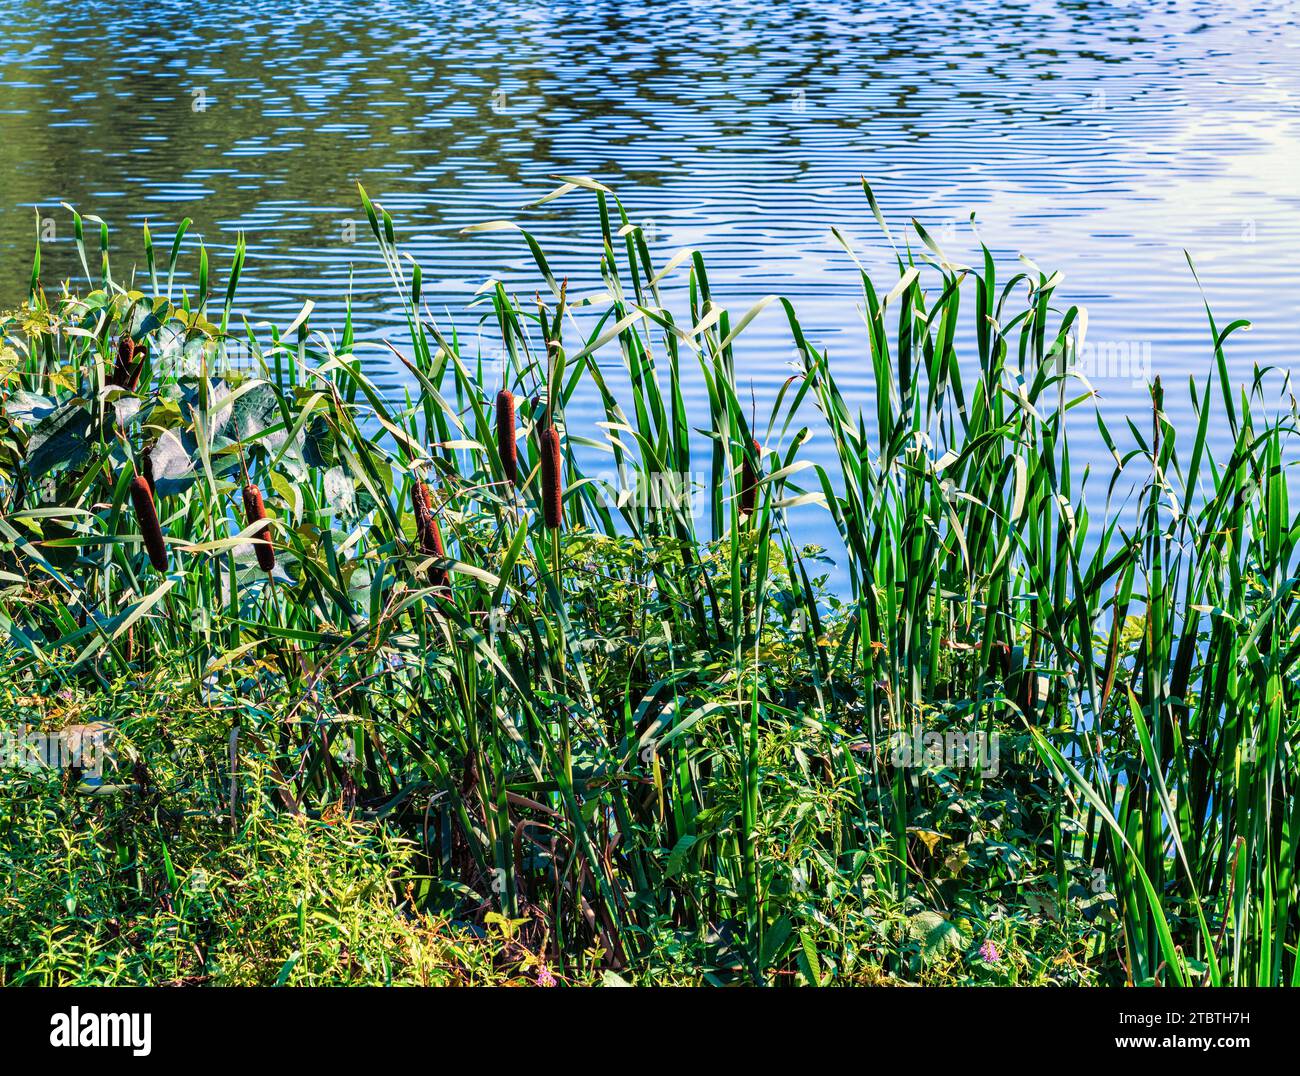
[[1, 0, 1297, 565]]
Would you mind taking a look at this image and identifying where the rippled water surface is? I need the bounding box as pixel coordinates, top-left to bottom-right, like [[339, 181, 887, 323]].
[[2, 0, 1298, 548]]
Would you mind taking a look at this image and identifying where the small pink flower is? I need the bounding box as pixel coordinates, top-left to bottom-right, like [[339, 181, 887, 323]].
[[979, 939, 1000, 964], [535, 964, 556, 987]]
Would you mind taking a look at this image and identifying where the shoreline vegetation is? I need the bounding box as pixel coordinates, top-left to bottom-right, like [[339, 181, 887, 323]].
[[1, 179, 1296, 987]]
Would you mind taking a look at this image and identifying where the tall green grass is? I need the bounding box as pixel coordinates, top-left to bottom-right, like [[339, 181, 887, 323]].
[[1, 178, 1295, 985]]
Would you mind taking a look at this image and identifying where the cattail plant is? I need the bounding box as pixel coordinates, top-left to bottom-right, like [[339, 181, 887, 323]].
[[539, 425, 563, 530], [7, 178, 1295, 989], [242, 484, 276, 572], [412, 481, 449, 592], [496, 389, 518, 486], [740, 438, 761, 518], [129, 475, 167, 572], [109, 333, 143, 391]]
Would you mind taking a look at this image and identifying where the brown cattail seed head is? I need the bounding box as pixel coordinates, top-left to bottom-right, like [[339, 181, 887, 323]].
[[540, 425, 563, 530], [496, 389, 518, 486], [991, 641, 1012, 680], [110, 333, 143, 391], [242, 484, 276, 573], [412, 481, 433, 546], [740, 438, 761, 518], [425, 513, 448, 592], [130, 475, 167, 572], [412, 481, 449, 592]]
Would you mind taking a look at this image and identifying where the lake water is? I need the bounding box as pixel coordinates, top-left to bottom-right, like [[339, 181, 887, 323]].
[[2, 0, 1298, 556]]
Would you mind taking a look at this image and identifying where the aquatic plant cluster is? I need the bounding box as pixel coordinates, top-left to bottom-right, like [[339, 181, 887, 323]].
[[1, 179, 1296, 986]]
